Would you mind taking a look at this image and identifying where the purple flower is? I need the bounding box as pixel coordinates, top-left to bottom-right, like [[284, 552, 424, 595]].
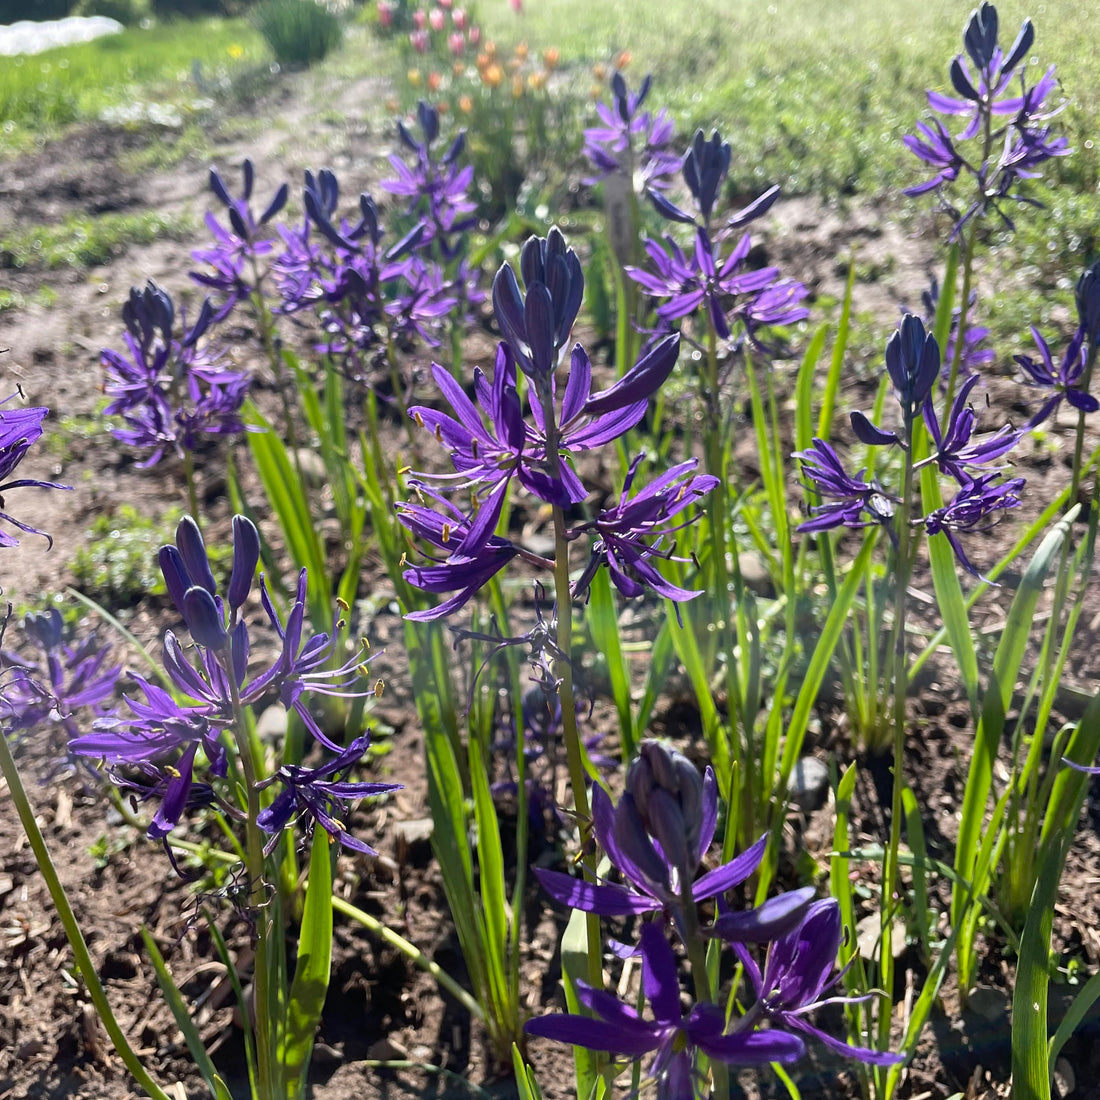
[[794, 439, 898, 536], [728, 898, 905, 1067], [382, 101, 477, 260], [191, 159, 289, 321], [70, 515, 378, 838], [0, 400, 69, 548], [570, 456, 717, 605], [1076, 260, 1100, 344], [628, 227, 807, 345], [583, 72, 680, 193], [1015, 324, 1098, 427], [920, 373, 1020, 480], [535, 743, 765, 925], [922, 472, 1025, 579], [102, 281, 250, 467], [395, 487, 520, 622], [526, 923, 805, 1098], [1, 610, 120, 742], [256, 731, 401, 855], [904, 3, 1069, 231]]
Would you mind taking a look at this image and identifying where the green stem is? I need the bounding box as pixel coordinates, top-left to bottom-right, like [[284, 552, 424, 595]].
[[184, 449, 201, 528], [225, 661, 279, 1099], [0, 734, 174, 1100], [332, 897, 484, 1020]]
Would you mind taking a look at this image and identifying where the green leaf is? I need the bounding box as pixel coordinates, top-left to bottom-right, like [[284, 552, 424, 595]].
[[282, 832, 334, 1099], [140, 927, 223, 1098], [512, 1045, 545, 1100]]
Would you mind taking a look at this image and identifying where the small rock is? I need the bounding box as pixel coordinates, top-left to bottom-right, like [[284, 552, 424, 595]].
[[789, 756, 830, 812], [1054, 1056, 1075, 1097], [738, 551, 776, 599], [855, 913, 906, 961], [290, 449, 328, 487], [367, 1036, 408, 1061], [393, 817, 434, 845], [965, 984, 1010, 1022], [255, 705, 288, 743]]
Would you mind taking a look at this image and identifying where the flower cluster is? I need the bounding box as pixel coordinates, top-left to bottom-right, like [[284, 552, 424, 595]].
[[624, 118, 809, 354], [583, 72, 679, 193], [527, 742, 902, 1096], [101, 281, 251, 468], [69, 516, 398, 854], [0, 399, 68, 547], [904, 1, 1069, 233], [1, 609, 120, 743], [796, 314, 1024, 578], [398, 227, 716, 622]]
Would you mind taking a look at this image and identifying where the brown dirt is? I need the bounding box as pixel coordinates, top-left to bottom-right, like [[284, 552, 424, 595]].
[[1, 51, 1099, 1100]]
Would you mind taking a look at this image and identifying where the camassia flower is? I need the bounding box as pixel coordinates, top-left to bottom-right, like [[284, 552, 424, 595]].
[[1, 609, 120, 742], [904, 2, 1069, 233], [1015, 324, 1098, 427], [526, 923, 805, 1099], [70, 516, 380, 843], [536, 743, 788, 937], [0, 400, 69, 547], [726, 898, 905, 1067]]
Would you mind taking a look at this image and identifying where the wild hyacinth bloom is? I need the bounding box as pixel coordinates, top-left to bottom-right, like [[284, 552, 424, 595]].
[[904, 2, 1069, 232], [382, 100, 478, 261], [102, 281, 251, 467], [923, 473, 1025, 579], [535, 742, 804, 943], [726, 898, 905, 1067], [583, 72, 680, 193], [256, 731, 400, 855], [527, 923, 804, 1097], [794, 439, 898, 536], [0, 401, 69, 547], [1015, 325, 1098, 427], [401, 229, 691, 620], [191, 159, 289, 321], [1, 610, 120, 742], [70, 516, 382, 842]]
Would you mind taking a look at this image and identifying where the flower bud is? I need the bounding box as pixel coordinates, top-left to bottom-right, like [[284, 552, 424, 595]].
[[1076, 260, 1100, 344]]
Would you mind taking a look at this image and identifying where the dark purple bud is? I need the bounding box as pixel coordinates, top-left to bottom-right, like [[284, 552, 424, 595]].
[[711, 886, 817, 943], [228, 204, 249, 240], [386, 221, 426, 261], [444, 130, 466, 165], [886, 314, 940, 411], [24, 608, 64, 650], [648, 189, 696, 224], [524, 283, 556, 375], [183, 585, 227, 649], [727, 184, 780, 230], [520, 234, 546, 290], [492, 264, 527, 359], [209, 167, 233, 208], [1076, 261, 1100, 343], [242, 158, 255, 201], [611, 71, 629, 122], [175, 516, 217, 596], [647, 788, 690, 873], [159, 545, 191, 615], [227, 515, 260, 611], [963, 2, 998, 70], [850, 410, 900, 447], [397, 119, 418, 153], [417, 99, 440, 145], [949, 57, 981, 102], [683, 129, 730, 222], [259, 182, 289, 225], [584, 333, 679, 417], [304, 189, 357, 251], [1002, 17, 1034, 72]]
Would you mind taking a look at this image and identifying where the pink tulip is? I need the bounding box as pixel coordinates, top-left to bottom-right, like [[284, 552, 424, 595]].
[[448, 31, 465, 55], [413, 10, 427, 28], [429, 8, 445, 30], [467, 24, 480, 44], [452, 7, 466, 29], [510, 0, 522, 11], [410, 29, 429, 52], [377, 0, 394, 27]]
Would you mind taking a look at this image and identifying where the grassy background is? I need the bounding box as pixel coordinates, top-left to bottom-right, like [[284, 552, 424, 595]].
[[1, 0, 1096, 340]]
